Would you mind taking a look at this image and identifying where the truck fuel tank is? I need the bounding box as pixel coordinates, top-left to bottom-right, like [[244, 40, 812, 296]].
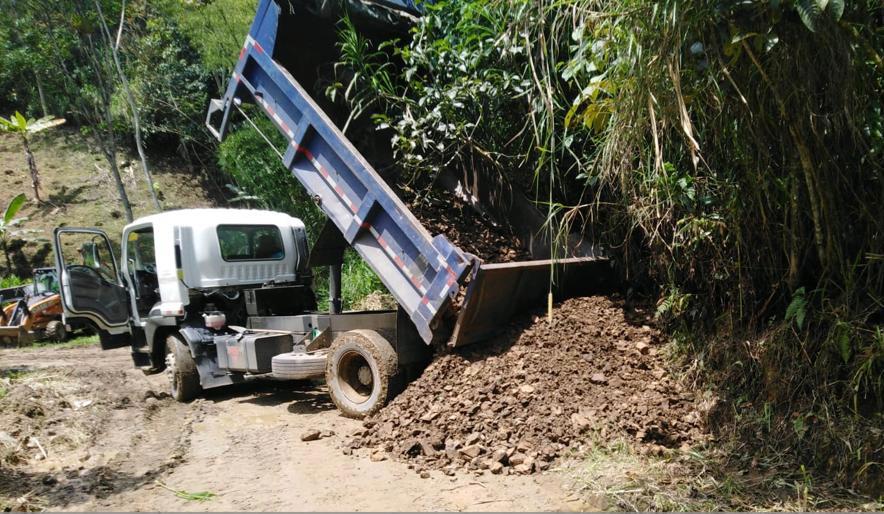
[[215, 331, 293, 374]]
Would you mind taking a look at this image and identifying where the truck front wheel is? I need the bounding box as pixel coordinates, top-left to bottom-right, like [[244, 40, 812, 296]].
[[326, 330, 398, 419], [166, 334, 201, 402]]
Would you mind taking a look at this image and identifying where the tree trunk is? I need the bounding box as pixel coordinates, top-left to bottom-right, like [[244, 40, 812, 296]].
[[34, 71, 48, 118], [95, 72, 133, 223], [94, 0, 161, 213], [1, 239, 11, 275], [21, 134, 42, 202]]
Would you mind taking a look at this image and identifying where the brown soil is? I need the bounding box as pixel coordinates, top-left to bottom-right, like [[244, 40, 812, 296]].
[[404, 189, 531, 263], [349, 296, 707, 476], [0, 345, 577, 511]]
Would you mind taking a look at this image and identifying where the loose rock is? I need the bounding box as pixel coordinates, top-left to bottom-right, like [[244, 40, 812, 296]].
[[348, 297, 706, 475], [300, 429, 321, 442]]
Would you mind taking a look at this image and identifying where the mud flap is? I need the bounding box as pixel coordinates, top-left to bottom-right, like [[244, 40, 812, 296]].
[[450, 256, 615, 347], [98, 331, 131, 350], [179, 326, 245, 390]]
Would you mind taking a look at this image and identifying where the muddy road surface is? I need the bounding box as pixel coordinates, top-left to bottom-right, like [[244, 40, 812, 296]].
[[0, 345, 580, 511]]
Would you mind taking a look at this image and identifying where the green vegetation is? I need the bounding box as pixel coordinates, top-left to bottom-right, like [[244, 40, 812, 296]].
[[0, 0, 880, 502], [28, 334, 99, 351], [332, 0, 883, 494], [157, 0, 256, 77], [0, 275, 26, 289], [572, 437, 883, 511], [155, 481, 217, 502], [0, 193, 29, 274]]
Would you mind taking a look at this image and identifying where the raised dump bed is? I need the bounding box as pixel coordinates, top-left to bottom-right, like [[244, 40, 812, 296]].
[[207, 0, 610, 346]]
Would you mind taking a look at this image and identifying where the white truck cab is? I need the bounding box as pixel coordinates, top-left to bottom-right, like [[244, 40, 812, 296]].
[[54, 208, 310, 350], [120, 208, 308, 317], [53, 208, 429, 418]]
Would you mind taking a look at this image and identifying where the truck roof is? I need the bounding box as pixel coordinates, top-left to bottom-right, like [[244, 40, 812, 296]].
[[125, 208, 305, 231]]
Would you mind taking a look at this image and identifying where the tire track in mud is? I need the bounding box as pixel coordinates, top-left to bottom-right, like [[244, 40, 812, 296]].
[[2, 346, 580, 512], [0, 347, 207, 511]]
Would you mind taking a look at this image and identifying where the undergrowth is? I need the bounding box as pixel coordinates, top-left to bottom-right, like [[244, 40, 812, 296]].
[[0, 275, 26, 289], [28, 334, 99, 351], [568, 437, 883, 511]]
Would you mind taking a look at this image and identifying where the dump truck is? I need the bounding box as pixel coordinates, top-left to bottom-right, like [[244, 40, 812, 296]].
[[52, 0, 608, 417]]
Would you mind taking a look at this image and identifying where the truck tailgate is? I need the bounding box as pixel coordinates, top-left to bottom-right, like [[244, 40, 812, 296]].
[[450, 257, 613, 347]]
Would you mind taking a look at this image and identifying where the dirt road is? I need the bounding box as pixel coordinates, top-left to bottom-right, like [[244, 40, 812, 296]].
[[0, 345, 581, 511]]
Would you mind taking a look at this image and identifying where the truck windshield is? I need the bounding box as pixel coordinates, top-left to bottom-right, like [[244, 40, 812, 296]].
[[217, 225, 285, 261]]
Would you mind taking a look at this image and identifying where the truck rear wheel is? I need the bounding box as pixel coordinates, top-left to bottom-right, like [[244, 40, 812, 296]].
[[326, 330, 398, 419], [166, 334, 201, 402]]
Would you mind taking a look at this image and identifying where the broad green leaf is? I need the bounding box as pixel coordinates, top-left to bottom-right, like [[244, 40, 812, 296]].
[[796, 0, 822, 32], [3, 193, 27, 225], [14, 111, 27, 130], [28, 116, 65, 133], [785, 287, 807, 329], [828, 0, 845, 21]]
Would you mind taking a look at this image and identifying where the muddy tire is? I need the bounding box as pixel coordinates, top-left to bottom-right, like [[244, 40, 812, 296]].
[[45, 320, 67, 342], [326, 330, 398, 419], [166, 334, 201, 402]]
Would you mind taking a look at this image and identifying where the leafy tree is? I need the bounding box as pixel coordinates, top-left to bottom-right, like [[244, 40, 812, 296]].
[[0, 112, 65, 202], [127, 10, 214, 160], [157, 0, 257, 88], [93, 0, 161, 211]]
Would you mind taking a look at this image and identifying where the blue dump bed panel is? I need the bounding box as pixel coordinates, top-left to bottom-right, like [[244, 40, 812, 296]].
[[208, 0, 472, 343]]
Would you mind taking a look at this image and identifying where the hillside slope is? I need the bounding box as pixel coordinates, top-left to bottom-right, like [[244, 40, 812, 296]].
[[0, 129, 218, 274]]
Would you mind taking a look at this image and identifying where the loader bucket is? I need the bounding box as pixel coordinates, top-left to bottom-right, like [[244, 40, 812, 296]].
[[0, 325, 30, 346], [450, 257, 615, 347]]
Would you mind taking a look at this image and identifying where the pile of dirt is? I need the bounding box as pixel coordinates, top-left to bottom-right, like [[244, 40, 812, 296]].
[[348, 296, 707, 475], [405, 191, 531, 263]]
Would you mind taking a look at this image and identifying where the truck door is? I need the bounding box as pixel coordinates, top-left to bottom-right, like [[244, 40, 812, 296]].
[[53, 228, 131, 349]]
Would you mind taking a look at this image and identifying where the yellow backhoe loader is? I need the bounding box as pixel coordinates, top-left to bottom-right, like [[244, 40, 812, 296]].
[[0, 267, 66, 347]]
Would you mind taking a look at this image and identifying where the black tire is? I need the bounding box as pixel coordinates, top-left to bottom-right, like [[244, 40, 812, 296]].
[[326, 330, 398, 419], [45, 320, 67, 342], [166, 334, 201, 402]]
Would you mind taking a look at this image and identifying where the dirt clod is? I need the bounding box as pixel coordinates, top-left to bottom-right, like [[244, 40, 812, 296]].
[[405, 192, 530, 263], [301, 429, 322, 442], [351, 296, 706, 474]]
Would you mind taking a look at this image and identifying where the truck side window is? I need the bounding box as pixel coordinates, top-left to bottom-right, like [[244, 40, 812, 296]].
[[217, 225, 285, 261], [59, 234, 118, 284]]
